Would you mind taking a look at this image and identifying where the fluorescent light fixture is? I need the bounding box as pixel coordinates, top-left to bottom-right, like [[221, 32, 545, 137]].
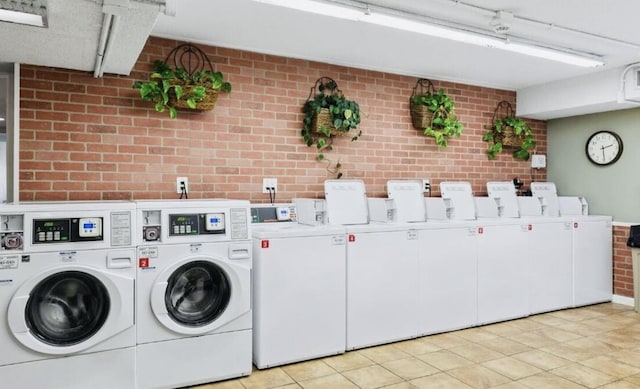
[[0, 118, 4, 122], [0, 0, 47, 27], [254, 0, 604, 68]]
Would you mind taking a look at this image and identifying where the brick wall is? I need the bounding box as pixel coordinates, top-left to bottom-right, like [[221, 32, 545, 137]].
[[19, 36, 546, 202], [613, 225, 633, 297]]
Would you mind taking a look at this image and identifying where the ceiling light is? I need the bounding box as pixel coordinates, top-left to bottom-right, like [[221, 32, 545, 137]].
[[0, 0, 47, 27], [0, 118, 4, 122], [253, 0, 604, 68]]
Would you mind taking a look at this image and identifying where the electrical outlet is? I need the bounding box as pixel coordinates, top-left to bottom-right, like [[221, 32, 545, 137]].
[[422, 179, 431, 193], [176, 177, 189, 194], [262, 178, 278, 194]]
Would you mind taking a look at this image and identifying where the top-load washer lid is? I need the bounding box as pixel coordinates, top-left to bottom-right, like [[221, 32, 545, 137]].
[[518, 197, 543, 216], [558, 196, 585, 216], [324, 179, 368, 225], [487, 181, 520, 218], [387, 180, 426, 223], [425, 198, 447, 220], [530, 182, 560, 217], [440, 182, 476, 220]]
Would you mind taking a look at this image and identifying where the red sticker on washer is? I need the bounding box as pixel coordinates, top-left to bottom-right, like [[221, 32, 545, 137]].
[[574, 222, 579, 229], [261, 240, 269, 249], [139, 258, 149, 268], [528, 224, 533, 231], [478, 227, 484, 234], [348, 234, 356, 242]]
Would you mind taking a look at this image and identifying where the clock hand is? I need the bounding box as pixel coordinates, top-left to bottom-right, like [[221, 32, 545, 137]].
[[602, 144, 614, 149]]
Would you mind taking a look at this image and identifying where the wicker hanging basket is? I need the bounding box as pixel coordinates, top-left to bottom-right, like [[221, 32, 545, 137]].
[[490, 101, 519, 148], [308, 77, 345, 136], [409, 78, 436, 130], [164, 44, 222, 112]]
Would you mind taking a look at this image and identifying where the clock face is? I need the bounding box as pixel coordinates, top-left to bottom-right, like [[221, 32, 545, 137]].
[[585, 131, 623, 166]]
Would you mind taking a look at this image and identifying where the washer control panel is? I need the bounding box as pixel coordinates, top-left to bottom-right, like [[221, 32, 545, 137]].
[[169, 213, 226, 236], [33, 217, 104, 244]]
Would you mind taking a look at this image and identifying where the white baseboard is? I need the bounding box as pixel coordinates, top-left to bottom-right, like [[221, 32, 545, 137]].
[[612, 294, 634, 306]]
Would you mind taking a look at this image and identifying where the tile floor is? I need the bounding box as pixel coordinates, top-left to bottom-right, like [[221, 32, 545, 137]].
[[191, 303, 640, 389]]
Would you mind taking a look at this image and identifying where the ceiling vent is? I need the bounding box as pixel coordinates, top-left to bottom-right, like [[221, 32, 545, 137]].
[[490, 11, 513, 34], [620, 63, 640, 103]]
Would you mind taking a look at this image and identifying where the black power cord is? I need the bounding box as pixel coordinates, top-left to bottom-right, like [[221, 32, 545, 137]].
[[179, 181, 188, 199]]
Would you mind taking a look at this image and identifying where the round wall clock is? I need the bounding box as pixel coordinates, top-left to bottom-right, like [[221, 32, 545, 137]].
[[585, 130, 623, 166]]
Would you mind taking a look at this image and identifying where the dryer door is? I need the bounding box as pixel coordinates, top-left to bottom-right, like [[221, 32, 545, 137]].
[[8, 264, 134, 355], [151, 256, 250, 335]]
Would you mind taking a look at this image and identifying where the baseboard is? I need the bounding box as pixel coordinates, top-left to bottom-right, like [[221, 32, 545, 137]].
[[612, 294, 634, 306]]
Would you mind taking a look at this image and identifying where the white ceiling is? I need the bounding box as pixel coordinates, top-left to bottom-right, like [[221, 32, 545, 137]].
[[151, 0, 640, 91]]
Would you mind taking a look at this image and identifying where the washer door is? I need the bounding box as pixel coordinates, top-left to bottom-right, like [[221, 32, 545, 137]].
[[151, 256, 250, 335], [8, 265, 134, 355]]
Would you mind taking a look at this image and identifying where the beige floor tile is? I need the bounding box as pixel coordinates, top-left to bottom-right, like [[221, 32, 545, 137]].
[[359, 344, 411, 364], [239, 367, 295, 389], [379, 383, 418, 389], [322, 351, 376, 372], [625, 372, 640, 385], [273, 385, 302, 389], [416, 350, 474, 371], [508, 317, 548, 332], [481, 322, 525, 337], [280, 359, 336, 382], [547, 307, 605, 322], [528, 313, 572, 327], [580, 355, 640, 378], [533, 327, 583, 342], [409, 372, 473, 388], [448, 364, 511, 388], [454, 327, 500, 342], [512, 349, 572, 371], [482, 357, 543, 380], [474, 337, 532, 355], [392, 337, 442, 356], [541, 342, 600, 362], [555, 322, 607, 337], [551, 363, 616, 388], [581, 316, 634, 332], [342, 365, 403, 389], [425, 332, 471, 349], [509, 331, 559, 348], [565, 336, 621, 355], [596, 331, 640, 349], [491, 382, 529, 389], [518, 372, 587, 389], [298, 373, 359, 389], [449, 343, 505, 363], [599, 381, 640, 389], [381, 357, 439, 380], [609, 349, 640, 368]]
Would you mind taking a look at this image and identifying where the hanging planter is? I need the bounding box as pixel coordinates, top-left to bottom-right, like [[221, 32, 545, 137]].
[[301, 77, 362, 178], [483, 100, 536, 160], [409, 78, 464, 147], [133, 43, 231, 119]]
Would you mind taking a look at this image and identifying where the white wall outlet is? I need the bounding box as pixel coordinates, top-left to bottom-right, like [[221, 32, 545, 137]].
[[176, 177, 189, 194], [422, 179, 431, 193], [531, 154, 547, 169], [262, 178, 278, 194]]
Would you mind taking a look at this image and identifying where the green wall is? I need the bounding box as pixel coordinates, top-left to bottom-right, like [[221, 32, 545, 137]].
[[547, 107, 640, 223]]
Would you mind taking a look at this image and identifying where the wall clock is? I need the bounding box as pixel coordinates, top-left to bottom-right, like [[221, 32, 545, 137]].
[[585, 130, 623, 166]]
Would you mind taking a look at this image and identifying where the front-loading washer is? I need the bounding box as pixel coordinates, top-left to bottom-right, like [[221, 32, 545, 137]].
[[0, 201, 136, 389], [135, 200, 252, 389]]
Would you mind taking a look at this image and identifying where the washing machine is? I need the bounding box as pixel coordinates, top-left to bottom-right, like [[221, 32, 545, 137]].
[[323, 180, 420, 350], [135, 200, 252, 389], [251, 203, 347, 368], [388, 180, 478, 336], [0, 201, 136, 389], [532, 183, 613, 307]]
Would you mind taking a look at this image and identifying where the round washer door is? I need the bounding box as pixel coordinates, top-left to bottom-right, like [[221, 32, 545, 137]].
[[8, 265, 134, 355], [150, 256, 250, 335]]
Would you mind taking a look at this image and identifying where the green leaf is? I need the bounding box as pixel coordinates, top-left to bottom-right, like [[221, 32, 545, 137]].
[[186, 98, 197, 109], [169, 107, 177, 119]]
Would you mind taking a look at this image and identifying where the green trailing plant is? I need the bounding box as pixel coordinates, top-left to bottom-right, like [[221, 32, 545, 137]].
[[410, 88, 464, 147], [483, 115, 536, 160], [301, 78, 361, 178], [133, 60, 231, 119]]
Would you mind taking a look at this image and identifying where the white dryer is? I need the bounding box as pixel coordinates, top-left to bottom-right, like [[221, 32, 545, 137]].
[[0, 201, 136, 389], [135, 200, 252, 389], [251, 204, 347, 368]]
